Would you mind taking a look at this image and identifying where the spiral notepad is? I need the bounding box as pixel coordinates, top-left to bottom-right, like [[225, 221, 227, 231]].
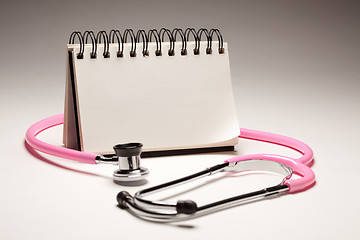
[[64, 28, 239, 156]]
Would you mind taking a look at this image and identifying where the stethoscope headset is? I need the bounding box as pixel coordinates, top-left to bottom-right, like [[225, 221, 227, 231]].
[[25, 113, 315, 222]]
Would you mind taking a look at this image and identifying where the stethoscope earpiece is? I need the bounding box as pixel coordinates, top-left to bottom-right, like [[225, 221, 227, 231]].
[[112, 143, 149, 184]]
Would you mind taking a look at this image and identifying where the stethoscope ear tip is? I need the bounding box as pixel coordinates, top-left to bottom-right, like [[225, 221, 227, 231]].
[[117, 191, 131, 209], [176, 200, 198, 214]]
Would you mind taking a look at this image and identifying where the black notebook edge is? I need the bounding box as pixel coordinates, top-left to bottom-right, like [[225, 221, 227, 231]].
[[66, 50, 82, 151], [141, 146, 235, 158], [102, 146, 235, 158]]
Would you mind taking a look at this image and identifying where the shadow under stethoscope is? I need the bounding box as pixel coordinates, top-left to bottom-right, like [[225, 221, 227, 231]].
[[24, 140, 316, 228], [117, 169, 301, 227], [122, 182, 288, 229]]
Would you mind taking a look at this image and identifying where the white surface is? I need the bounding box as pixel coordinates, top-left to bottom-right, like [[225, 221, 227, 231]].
[[2, 65, 359, 239], [1, 0, 360, 239], [71, 41, 239, 153]]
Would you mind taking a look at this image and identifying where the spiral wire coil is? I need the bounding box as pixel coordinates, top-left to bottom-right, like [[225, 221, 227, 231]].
[[68, 28, 225, 59]]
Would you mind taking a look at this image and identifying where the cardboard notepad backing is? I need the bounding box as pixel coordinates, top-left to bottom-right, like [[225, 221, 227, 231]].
[[64, 41, 239, 156]]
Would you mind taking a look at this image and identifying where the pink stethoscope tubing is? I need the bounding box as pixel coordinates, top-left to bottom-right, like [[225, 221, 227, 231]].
[[25, 114, 98, 164], [25, 114, 315, 193]]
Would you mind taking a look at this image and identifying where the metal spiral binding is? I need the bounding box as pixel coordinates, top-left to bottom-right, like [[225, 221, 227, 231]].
[[96, 31, 110, 58], [172, 28, 187, 55], [136, 30, 149, 57], [148, 29, 162, 56], [159, 28, 175, 56], [82, 31, 97, 59], [109, 29, 124, 58], [69, 31, 84, 59], [68, 28, 225, 59], [123, 29, 137, 57]]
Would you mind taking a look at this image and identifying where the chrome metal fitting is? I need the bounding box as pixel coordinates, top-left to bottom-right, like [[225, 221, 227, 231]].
[[112, 143, 149, 184]]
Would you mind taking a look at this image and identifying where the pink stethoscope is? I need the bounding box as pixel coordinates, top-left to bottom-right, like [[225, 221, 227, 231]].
[[26, 113, 315, 222]]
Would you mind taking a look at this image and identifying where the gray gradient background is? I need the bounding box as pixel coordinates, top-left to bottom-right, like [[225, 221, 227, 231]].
[[1, 0, 359, 239]]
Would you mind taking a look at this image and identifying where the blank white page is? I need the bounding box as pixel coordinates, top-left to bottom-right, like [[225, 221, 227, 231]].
[[70, 41, 239, 154]]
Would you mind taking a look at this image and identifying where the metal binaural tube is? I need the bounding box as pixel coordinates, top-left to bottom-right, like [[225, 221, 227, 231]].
[[117, 159, 293, 222]]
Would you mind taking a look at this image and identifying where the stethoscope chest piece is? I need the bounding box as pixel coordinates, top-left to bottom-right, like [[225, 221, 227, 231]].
[[113, 143, 149, 184]]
